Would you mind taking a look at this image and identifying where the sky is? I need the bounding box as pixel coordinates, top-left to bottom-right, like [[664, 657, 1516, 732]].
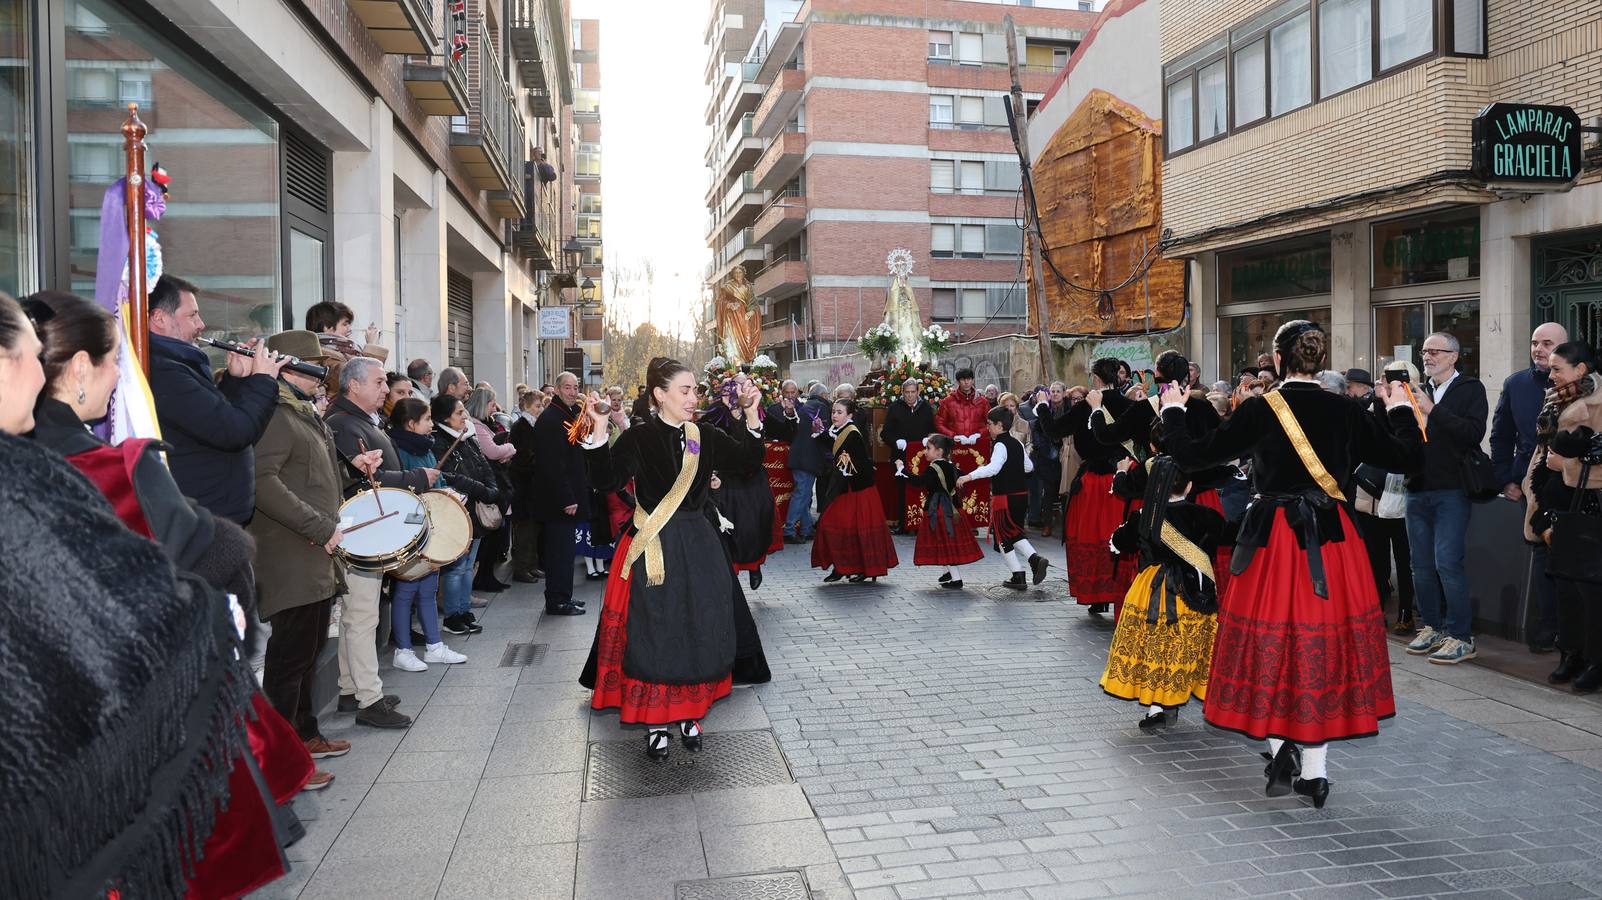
[[574, 0, 712, 337]]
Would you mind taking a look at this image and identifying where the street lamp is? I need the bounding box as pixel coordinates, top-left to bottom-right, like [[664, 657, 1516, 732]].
[[562, 236, 583, 269], [580, 275, 596, 306]]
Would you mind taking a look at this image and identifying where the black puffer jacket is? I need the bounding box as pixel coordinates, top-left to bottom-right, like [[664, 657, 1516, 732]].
[[433, 425, 501, 537]]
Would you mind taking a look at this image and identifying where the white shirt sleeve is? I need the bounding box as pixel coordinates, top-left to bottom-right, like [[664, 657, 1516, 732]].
[[967, 441, 1007, 479], [1022, 449, 1035, 474]]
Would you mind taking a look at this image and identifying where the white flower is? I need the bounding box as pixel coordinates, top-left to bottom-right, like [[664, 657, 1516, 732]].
[[752, 354, 777, 370], [706, 356, 727, 372]]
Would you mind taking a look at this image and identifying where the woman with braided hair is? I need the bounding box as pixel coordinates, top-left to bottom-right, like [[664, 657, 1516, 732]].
[[1157, 320, 1423, 808], [577, 357, 767, 759]]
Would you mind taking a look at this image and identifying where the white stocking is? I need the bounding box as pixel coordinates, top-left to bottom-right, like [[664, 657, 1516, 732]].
[[948, 566, 962, 581], [1146, 704, 1163, 718], [1003, 550, 1025, 573], [1014, 538, 1039, 559], [1301, 744, 1328, 780], [1267, 738, 1284, 757]]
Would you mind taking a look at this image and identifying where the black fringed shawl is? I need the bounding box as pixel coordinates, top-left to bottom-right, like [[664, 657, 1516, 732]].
[[0, 431, 257, 899]]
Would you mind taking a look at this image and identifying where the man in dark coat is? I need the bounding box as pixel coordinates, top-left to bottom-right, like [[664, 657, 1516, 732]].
[[880, 378, 936, 532], [147, 275, 285, 523], [1491, 322, 1568, 652], [766, 380, 827, 542], [532, 372, 588, 615], [508, 390, 543, 583]]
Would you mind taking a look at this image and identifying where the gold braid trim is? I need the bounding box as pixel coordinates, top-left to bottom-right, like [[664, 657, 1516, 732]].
[[831, 424, 860, 457], [1160, 521, 1214, 582], [620, 422, 701, 586], [1263, 391, 1347, 502]]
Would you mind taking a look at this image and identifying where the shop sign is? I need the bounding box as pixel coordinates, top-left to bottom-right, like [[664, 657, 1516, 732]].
[[1220, 233, 1332, 304], [1472, 103, 1582, 186], [537, 307, 570, 340], [1373, 209, 1481, 288]]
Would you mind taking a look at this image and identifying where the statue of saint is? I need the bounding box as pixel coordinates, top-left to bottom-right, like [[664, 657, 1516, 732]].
[[714, 266, 760, 366], [882, 249, 925, 365]]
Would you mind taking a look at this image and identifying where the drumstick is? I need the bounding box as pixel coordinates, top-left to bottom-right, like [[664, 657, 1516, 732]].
[[437, 432, 468, 467], [344, 510, 398, 534], [358, 439, 385, 512]]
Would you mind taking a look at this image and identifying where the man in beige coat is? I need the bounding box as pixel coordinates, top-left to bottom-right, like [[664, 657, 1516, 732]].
[[252, 331, 381, 785]]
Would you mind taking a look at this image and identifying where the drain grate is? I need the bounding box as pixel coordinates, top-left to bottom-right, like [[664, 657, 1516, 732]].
[[498, 642, 549, 667], [675, 871, 810, 900], [584, 729, 792, 801]]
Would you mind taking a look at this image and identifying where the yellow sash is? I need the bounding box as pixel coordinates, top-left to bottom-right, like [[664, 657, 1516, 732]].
[[831, 423, 860, 457], [620, 422, 701, 585], [1160, 520, 1215, 582], [932, 460, 951, 495], [1264, 390, 1347, 502]]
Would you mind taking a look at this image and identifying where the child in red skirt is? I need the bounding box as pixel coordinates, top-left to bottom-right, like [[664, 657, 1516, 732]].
[[959, 407, 1051, 590], [897, 433, 983, 588], [812, 398, 899, 582]]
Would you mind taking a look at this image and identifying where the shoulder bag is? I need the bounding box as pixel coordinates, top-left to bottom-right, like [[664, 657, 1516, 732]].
[[1547, 460, 1602, 583]]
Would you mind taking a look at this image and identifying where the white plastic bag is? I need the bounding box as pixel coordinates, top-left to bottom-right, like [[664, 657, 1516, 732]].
[[1377, 472, 1407, 519]]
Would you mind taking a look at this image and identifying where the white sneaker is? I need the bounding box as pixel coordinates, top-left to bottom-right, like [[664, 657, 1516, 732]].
[[423, 642, 467, 665], [392, 648, 428, 672]]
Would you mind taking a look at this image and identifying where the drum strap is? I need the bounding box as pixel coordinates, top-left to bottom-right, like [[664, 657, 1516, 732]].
[[621, 422, 701, 586], [1264, 391, 1347, 502]]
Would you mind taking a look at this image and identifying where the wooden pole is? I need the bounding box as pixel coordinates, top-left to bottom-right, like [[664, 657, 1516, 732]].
[[1004, 15, 1055, 387], [122, 103, 150, 373]]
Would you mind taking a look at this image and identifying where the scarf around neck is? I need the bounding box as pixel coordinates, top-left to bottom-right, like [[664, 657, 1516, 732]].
[[1537, 372, 1599, 447], [391, 427, 435, 457]]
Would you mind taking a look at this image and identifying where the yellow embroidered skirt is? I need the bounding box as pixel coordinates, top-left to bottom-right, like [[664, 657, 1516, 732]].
[[1099, 564, 1217, 708]]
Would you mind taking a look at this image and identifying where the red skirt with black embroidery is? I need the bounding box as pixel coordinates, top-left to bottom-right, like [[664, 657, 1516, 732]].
[[812, 488, 899, 576], [989, 492, 1028, 550], [914, 504, 984, 567], [1191, 488, 1232, 595], [589, 534, 732, 725], [1064, 472, 1138, 607], [1203, 506, 1396, 744]]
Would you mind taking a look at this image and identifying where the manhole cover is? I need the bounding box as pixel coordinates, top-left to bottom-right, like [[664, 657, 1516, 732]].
[[498, 642, 549, 667], [584, 729, 792, 800], [675, 871, 810, 900]]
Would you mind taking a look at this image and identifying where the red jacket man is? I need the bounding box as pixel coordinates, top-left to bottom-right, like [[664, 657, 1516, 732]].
[[936, 368, 992, 444]]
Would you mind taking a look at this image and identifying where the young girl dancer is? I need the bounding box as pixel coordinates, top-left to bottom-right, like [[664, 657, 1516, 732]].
[[898, 433, 983, 589], [812, 398, 898, 583]]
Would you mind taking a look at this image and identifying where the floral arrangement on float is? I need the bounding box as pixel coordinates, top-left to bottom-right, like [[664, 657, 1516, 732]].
[[701, 354, 782, 409], [857, 323, 900, 365], [920, 324, 952, 360], [859, 357, 952, 408]]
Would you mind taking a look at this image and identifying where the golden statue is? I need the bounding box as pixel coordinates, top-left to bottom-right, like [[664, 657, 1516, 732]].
[[714, 266, 760, 366], [883, 248, 925, 365]]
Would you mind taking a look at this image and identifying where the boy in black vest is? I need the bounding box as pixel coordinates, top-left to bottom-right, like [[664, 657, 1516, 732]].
[[960, 407, 1051, 590]]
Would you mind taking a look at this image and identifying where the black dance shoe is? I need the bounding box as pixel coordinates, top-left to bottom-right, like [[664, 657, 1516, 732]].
[[940, 579, 965, 590], [1573, 664, 1602, 694], [748, 568, 763, 590], [1137, 709, 1174, 731], [1028, 553, 1050, 585], [1088, 603, 1110, 616], [1293, 777, 1330, 808], [679, 720, 703, 752], [847, 573, 866, 583], [646, 729, 671, 760], [1264, 743, 1300, 797], [1550, 652, 1587, 685], [544, 603, 585, 616], [1003, 572, 1027, 591], [938, 572, 952, 583], [823, 569, 843, 583]]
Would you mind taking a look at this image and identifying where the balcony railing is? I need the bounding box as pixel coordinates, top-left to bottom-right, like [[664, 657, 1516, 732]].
[[509, 0, 558, 116], [929, 120, 1008, 132], [401, 2, 468, 116], [450, 23, 522, 200]]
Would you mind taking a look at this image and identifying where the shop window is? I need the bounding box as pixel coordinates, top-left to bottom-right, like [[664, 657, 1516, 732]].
[[1372, 208, 1480, 288], [1374, 298, 1479, 378], [1219, 232, 1331, 304], [1222, 307, 1330, 379], [64, 0, 281, 340], [0, 0, 33, 297]]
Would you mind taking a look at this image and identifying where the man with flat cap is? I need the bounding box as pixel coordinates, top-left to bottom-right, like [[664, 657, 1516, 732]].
[[1345, 368, 1375, 400], [251, 330, 382, 788]]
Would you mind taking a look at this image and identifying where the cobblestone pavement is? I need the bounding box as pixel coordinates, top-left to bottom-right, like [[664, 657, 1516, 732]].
[[254, 533, 1602, 900]]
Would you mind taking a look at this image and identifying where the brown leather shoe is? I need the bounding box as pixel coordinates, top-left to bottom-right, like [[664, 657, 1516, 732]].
[[302, 770, 335, 791], [305, 736, 351, 759]]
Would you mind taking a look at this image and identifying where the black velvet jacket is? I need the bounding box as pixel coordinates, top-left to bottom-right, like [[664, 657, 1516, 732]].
[[818, 425, 876, 492], [1061, 392, 1133, 475], [587, 414, 764, 518], [1110, 499, 1225, 620]]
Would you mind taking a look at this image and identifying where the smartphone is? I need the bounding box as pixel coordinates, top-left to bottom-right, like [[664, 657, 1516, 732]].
[[1388, 369, 1411, 384]]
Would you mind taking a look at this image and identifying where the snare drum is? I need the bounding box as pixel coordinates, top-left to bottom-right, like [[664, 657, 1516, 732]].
[[336, 488, 429, 573], [392, 490, 473, 580]]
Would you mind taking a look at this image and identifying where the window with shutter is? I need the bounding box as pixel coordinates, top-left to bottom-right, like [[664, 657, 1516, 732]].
[[932, 224, 955, 257], [958, 32, 982, 64], [446, 269, 474, 383], [984, 161, 1021, 192], [986, 223, 1022, 256], [930, 95, 953, 126], [932, 288, 956, 321], [960, 289, 986, 320], [960, 225, 985, 257], [958, 96, 983, 125], [931, 160, 954, 192], [928, 31, 953, 60], [960, 161, 984, 194]]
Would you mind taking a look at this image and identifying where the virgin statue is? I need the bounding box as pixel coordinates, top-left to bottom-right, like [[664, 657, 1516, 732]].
[[714, 266, 760, 366], [882, 248, 925, 365]]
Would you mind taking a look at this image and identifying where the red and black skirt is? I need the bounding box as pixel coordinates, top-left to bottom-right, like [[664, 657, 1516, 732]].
[[914, 502, 983, 567], [587, 533, 733, 725], [1191, 488, 1232, 595], [1065, 472, 1136, 607], [813, 487, 899, 576], [1203, 506, 1395, 744], [990, 491, 1028, 551]]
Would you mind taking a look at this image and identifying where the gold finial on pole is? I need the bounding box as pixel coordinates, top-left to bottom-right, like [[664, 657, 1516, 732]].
[[122, 103, 150, 373]]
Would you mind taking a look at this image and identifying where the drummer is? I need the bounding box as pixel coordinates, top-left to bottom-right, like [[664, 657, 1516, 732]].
[[386, 398, 469, 672], [252, 330, 382, 771], [325, 355, 437, 731]]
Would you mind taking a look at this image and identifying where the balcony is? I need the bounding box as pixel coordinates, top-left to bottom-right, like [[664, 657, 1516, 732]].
[[451, 25, 524, 201], [753, 125, 805, 191], [721, 175, 764, 231], [755, 254, 807, 300], [350, 0, 437, 54], [925, 59, 1059, 95], [402, 3, 468, 117], [512, 163, 558, 270], [752, 191, 805, 246], [754, 66, 804, 138], [509, 0, 571, 117]]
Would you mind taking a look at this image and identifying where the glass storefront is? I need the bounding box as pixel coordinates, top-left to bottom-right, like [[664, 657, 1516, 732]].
[[1375, 298, 1481, 378], [1221, 307, 1331, 378], [64, 0, 280, 339], [0, 0, 32, 297], [1219, 232, 1332, 304], [1373, 207, 1480, 288]]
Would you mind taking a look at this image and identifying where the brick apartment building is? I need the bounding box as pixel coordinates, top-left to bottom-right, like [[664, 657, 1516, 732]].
[[704, 0, 1099, 368], [2, 0, 586, 399], [1160, 0, 1602, 400]]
